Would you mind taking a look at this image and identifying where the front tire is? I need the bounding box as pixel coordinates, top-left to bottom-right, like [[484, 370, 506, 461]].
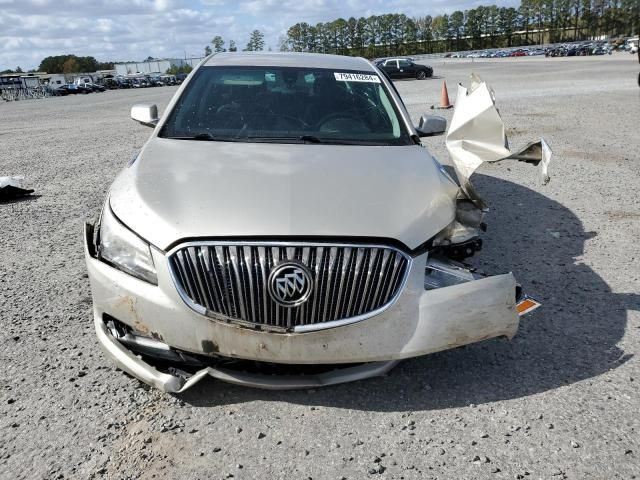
[[416, 70, 427, 80]]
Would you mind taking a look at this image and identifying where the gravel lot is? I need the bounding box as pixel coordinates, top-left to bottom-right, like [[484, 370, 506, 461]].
[[1, 55, 639, 479]]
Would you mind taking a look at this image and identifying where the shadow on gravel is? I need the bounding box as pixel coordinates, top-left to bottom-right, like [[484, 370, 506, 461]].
[[180, 174, 637, 411], [0, 194, 41, 205]]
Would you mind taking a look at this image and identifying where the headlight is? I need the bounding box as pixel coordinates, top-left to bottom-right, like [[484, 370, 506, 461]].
[[424, 257, 477, 290], [98, 202, 157, 284]]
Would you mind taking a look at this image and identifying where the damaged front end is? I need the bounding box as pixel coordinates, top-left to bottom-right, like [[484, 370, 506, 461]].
[[96, 306, 400, 393], [428, 74, 550, 314]]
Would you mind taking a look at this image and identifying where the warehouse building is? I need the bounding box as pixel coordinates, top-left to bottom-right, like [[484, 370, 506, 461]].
[[114, 57, 203, 75]]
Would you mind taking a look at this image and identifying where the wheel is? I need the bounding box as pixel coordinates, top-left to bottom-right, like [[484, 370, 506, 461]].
[[416, 70, 427, 80]]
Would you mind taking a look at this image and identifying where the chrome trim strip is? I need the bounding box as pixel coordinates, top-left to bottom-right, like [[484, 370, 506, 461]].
[[166, 241, 413, 334]]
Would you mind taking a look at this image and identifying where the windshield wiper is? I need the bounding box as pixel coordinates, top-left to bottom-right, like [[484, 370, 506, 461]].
[[242, 135, 389, 145], [235, 135, 321, 144], [166, 133, 393, 146], [165, 133, 243, 142], [299, 135, 322, 143]]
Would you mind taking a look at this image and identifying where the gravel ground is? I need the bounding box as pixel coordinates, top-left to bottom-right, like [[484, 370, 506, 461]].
[[1, 55, 639, 480]]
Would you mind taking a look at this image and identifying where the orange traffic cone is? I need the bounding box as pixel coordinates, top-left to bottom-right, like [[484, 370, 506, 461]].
[[431, 80, 453, 109], [437, 81, 452, 109]]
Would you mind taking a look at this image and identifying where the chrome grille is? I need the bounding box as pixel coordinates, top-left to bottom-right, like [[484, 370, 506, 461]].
[[168, 242, 411, 332]]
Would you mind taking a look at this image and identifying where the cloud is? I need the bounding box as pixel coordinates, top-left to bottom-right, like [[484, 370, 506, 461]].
[[0, 0, 517, 70]]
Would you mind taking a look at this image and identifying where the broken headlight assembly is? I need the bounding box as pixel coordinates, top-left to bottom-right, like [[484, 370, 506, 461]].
[[424, 256, 480, 290], [97, 202, 158, 285]]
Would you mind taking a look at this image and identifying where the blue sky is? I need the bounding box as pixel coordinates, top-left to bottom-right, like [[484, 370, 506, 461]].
[[0, 0, 517, 71]]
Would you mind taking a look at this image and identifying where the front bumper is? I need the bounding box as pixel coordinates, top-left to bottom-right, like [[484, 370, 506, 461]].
[[85, 224, 521, 391]]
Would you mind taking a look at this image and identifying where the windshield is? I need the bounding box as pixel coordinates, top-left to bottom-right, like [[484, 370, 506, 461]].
[[159, 66, 412, 145]]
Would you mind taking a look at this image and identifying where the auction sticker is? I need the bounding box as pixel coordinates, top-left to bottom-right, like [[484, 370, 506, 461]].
[[334, 72, 381, 83]]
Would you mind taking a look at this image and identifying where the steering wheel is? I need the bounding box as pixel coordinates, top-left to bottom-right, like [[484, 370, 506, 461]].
[[216, 102, 243, 115], [315, 112, 366, 130], [216, 104, 310, 131], [262, 113, 310, 129]]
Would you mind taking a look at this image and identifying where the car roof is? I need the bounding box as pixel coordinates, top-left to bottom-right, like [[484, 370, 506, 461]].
[[203, 52, 375, 72], [381, 58, 414, 62]]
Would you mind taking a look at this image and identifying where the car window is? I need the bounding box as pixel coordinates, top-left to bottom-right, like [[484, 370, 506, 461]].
[[160, 66, 412, 146], [398, 60, 411, 68]]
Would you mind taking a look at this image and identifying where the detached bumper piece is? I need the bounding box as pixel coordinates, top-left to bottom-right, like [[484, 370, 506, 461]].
[[426, 256, 541, 318], [96, 317, 398, 393]]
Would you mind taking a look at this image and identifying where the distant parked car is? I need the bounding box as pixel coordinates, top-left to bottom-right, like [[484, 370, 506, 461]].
[[131, 78, 148, 88], [59, 84, 86, 94], [103, 78, 120, 89], [592, 46, 612, 55], [375, 58, 433, 80], [160, 75, 177, 85], [52, 85, 70, 96], [78, 82, 106, 93], [510, 49, 528, 57], [147, 76, 164, 87], [75, 84, 92, 94]]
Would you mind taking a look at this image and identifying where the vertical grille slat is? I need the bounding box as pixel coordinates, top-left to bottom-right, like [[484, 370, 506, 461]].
[[372, 250, 393, 308], [214, 246, 235, 318], [345, 248, 365, 318], [169, 242, 410, 332], [173, 251, 198, 304], [297, 247, 311, 326], [196, 246, 216, 312], [356, 248, 376, 315], [382, 253, 404, 305], [366, 249, 386, 312], [228, 247, 247, 320], [310, 246, 325, 323], [332, 247, 350, 320], [338, 248, 357, 319], [321, 247, 338, 321], [203, 247, 222, 315], [184, 248, 206, 307]]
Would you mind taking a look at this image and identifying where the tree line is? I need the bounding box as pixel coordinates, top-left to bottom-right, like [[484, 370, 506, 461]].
[[1, 66, 24, 74], [204, 30, 265, 55], [281, 0, 638, 57], [36, 55, 114, 74], [2, 55, 114, 75], [6, 0, 635, 75]]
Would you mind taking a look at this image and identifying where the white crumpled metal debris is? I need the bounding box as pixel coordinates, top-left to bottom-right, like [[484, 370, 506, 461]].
[[446, 74, 552, 193], [0, 176, 25, 189], [0, 176, 34, 200]]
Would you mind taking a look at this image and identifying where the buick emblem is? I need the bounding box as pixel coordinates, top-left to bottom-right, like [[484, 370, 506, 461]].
[[268, 262, 313, 307]]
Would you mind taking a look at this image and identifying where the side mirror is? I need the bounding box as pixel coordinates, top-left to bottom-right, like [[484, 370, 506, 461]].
[[416, 114, 447, 137], [131, 104, 159, 128]]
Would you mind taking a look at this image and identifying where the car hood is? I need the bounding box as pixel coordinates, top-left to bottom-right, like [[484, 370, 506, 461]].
[[109, 138, 457, 251]]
